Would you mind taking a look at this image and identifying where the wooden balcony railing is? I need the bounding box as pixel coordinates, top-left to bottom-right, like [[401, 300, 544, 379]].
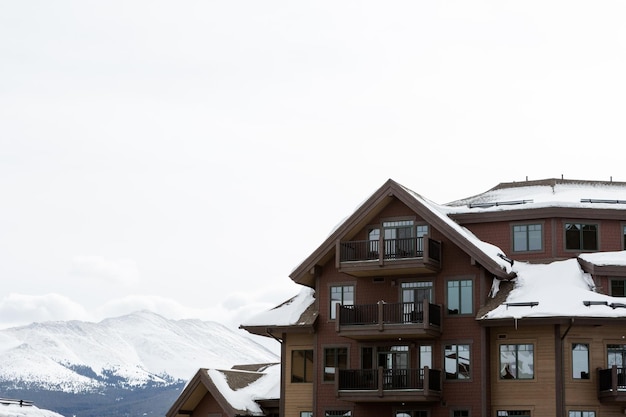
[[598, 366, 626, 402], [337, 367, 441, 401], [336, 237, 441, 277], [336, 299, 442, 340]]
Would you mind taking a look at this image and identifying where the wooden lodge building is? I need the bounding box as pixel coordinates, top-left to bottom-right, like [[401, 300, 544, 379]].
[[236, 177, 626, 417]]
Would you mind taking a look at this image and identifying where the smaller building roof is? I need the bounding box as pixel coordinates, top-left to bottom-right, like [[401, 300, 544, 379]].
[[240, 288, 317, 337], [479, 251, 626, 322], [166, 363, 280, 417]]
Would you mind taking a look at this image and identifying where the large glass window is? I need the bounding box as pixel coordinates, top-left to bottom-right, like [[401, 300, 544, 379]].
[[330, 285, 354, 320], [445, 344, 471, 380], [447, 279, 473, 315], [568, 412, 595, 417], [384, 220, 415, 258], [513, 224, 542, 252], [324, 347, 348, 382], [572, 343, 590, 379], [291, 350, 313, 383], [610, 279, 626, 297], [565, 223, 598, 251], [402, 281, 433, 323], [500, 344, 534, 379], [607, 344, 626, 367]]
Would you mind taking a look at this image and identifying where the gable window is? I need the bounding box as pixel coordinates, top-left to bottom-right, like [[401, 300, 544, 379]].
[[330, 285, 354, 320], [513, 224, 542, 252], [610, 279, 626, 297], [565, 223, 598, 251], [444, 344, 471, 380], [447, 279, 473, 315], [291, 350, 313, 383], [500, 344, 534, 379], [384, 220, 415, 258], [572, 343, 590, 379], [324, 347, 348, 382]]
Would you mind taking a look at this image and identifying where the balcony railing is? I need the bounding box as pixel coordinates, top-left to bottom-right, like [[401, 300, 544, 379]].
[[336, 299, 442, 340], [598, 366, 626, 402], [337, 367, 441, 402], [336, 237, 442, 277]]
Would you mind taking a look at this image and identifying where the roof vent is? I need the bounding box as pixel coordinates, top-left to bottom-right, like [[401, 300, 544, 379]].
[[469, 199, 533, 209], [580, 199, 626, 204], [505, 302, 538, 309], [583, 300, 608, 307]]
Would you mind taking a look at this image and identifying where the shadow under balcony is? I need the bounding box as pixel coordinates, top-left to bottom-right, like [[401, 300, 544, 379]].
[[598, 366, 626, 402], [336, 299, 442, 341], [336, 237, 442, 278], [336, 367, 442, 403]]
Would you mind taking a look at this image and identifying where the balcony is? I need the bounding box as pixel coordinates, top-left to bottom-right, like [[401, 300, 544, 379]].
[[337, 367, 442, 402], [336, 237, 442, 277], [598, 366, 626, 402], [336, 299, 442, 340]]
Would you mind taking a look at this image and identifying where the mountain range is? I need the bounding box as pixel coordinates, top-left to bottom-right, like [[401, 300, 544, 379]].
[[0, 311, 279, 417]]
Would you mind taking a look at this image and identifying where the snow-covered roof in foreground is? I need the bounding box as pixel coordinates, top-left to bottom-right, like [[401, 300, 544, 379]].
[[207, 364, 279, 416], [0, 402, 64, 417], [446, 180, 626, 213], [241, 287, 316, 327], [482, 254, 626, 321]]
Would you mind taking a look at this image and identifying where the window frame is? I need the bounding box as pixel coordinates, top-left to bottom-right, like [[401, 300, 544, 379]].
[[329, 283, 355, 320], [499, 343, 535, 380], [323, 345, 349, 383], [571, 342, 590, 380], [444, 343, 472, 380], [609, 278, 626, 297], [568, 411, 596, 417], [291, 349, 314, 383], [564, 222, 599, 251], [512, 223, 543, 252], [446, 277, 474, 316]]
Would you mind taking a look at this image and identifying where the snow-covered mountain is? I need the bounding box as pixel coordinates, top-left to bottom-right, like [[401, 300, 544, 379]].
[[0, 311, 278, 417]]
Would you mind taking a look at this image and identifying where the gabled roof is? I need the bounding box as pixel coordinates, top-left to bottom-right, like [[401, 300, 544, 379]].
[[240, 288, 317, 338], [479, 252, 626, 323], [289, 179, 516, 287], [166, 363, 280, 417]]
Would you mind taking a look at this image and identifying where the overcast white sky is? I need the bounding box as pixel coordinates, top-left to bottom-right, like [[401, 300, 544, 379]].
[[1, 1, 626, 332]]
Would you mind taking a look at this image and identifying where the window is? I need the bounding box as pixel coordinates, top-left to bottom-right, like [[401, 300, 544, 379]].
[[607, 344, 626, 367], [447, 279, 473, 315], [610, 279, 626, 297], [623, 225, 626, 249], [500, 344, 534, 379], [301, 413, 313, 417], [445, 344, 470, 379], [330, 285, 354, 320], [513, 224, 542, 252], [384, 220, 415, 258], [396, 411, 427, 417], [325, 411, 351, 417], [291, 350, 313, 383], [420, 345, 433, 369], [572, 343, 590, 379], [452, 411, 470, 417], [568, 412, 595, 417], [324, 347, 348, 382], [497, 412, 531, 417], [565, 223, 598, 251]]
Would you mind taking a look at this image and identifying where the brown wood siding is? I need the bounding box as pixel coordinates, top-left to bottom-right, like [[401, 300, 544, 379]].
[[285, 333, 314, 417], [191, 393, 226, 417]]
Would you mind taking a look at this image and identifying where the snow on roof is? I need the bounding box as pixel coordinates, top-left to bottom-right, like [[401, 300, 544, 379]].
[[207, 364, 279, 415], [401, 186, 514, 274], [579, 251, 626, 267], [481, 256, 626, 321], [241, 287, 315, 327], [0, 402, 64, 417], [446, 179, 626, 213]]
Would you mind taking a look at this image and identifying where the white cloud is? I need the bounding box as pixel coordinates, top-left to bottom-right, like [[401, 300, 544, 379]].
[[70, 256, 140, 286], [0, 293, 93, 328]]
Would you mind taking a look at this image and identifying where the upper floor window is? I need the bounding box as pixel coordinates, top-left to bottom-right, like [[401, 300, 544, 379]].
[[497, 412, 531, 417], [500, 344, 534, 379], [565, 223, 598, 251], [444, 344, 471, 380], [301, 413, 313, 417], [396, 412, 428, 417], [447, 279, 473, 315], [326, 411, 351, 417], [420, 345, 433, 369], [324, 347, 348, 382], [572, 343, 590, 379], [452, 411, 470, 417], [568, 412, 595, 417], [291, 350, 313, 383], [610, 278, 626, 297], [513, 224, 542, 252], [330, 285, 354, 320]]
